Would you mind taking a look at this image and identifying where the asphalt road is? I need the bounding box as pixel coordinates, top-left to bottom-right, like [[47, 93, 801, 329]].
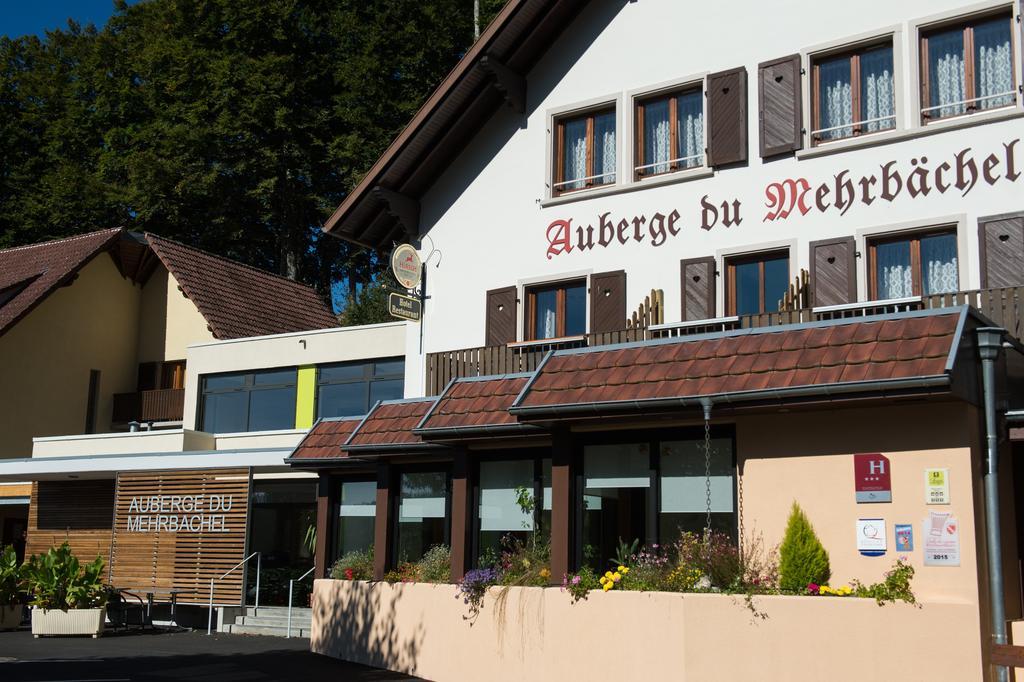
[[0, 628, 422, 682]]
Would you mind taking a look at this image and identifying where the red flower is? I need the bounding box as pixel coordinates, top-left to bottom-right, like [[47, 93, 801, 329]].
[[344, 568, 354, 580]]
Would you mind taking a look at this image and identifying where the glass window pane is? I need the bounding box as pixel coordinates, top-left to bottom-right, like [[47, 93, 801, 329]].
[[477, 460, 534, 564], [248, 387, 296, 431], [734, 261, 760, 316], [204, 373, 246, 391], [319, 362, 367, 383], [675, 90, 704, 168], [335, 480, 376, 559], [875, 240, 913, 299], [369, 379, 404, 404], [641, 97, 671, 176], [560, 117, 588, 191], [253, 369, 296, 386], [318, 382, 368, 419], [564, 283, 586, 336], [973, 16, 1014, 111], [373, 358, 405, 377], [659, 438, 734, 543], [817, 55, 853, 140], [201, 391, 248, 433], [763, 256, 790, 314], [396, 472, 447, 564], [592, 111, 616, 187], [921, 233, 959, 295], [582, 444, 649, 570], [927, 27, 967, 119], [859, 46, 895, 132], [533, 289, 558, 339]]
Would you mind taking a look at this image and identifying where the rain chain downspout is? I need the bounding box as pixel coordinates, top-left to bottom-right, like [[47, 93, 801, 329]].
[[978, 327, 1008, 682], [700, 398, 713, 537]]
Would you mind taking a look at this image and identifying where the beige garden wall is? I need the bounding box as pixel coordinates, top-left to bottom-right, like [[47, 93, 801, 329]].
[[312, 580, 985, 681]]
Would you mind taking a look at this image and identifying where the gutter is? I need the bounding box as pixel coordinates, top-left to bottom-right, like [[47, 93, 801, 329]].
[[413, 423, 545, 440], [508, 375, 952, 418]]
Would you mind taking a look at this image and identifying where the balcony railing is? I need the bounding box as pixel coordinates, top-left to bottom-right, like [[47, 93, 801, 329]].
[[112, 388, 186, 424], [424, 286, 1024, 395]]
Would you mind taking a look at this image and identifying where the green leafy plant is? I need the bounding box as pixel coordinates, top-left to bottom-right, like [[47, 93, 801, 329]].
[[610, 538, 640, 568], [418, 545, 452, 583], [303, 524, 317, 557], [24, 543, 107, 610], [852, 559, 917, 606], [331, 547, 374, 581], [778, 503, 831, 593], [561, 567, 600, 603], [0, 545, 22, 607]]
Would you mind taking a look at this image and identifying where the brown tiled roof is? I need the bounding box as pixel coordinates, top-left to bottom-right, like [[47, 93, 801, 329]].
[[145, 233, 338, 340], [512, 310, 964, 416], [344, 398, 442, 451], [288, 417, 362, 461], [415, 374, 538, 437], [0, 228, 123, 337]]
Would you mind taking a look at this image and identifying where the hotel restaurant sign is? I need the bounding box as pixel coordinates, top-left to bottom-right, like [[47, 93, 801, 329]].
[[545, 138, 1020, 259]]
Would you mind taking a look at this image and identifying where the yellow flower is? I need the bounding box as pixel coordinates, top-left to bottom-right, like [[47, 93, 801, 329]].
[[599, 576, 608, 585], [605, 571, 614, 580], [603, 582, 613, 591], [618, 565, 628, 573], [540, 568, 551, 579], [612, 572, 622, 582]]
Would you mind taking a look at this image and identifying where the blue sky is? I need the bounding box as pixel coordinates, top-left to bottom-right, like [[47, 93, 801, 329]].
[[2, 1, 124, 38]]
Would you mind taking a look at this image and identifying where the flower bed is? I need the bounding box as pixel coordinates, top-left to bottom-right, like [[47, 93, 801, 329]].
[[310, 579, 983, 682]]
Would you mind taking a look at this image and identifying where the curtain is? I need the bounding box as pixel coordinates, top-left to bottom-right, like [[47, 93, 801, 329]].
[[876, 241, 913, 300], [860, 47, 895, 132], [928, 29, 966, 118], [974, 17, 1014, 111], [642, 99, 670, 175], [561, 118, 588, 190], [817, 56, 853, 140], [921, 234, 959, 295], [593, 111, 616, 186], [676, 91, 704, 168]]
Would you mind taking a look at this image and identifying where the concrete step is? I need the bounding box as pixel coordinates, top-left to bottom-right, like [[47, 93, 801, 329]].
[[243, 606, 312, 618], [234, 614, 312, 628], [222, 622, 312, 638]]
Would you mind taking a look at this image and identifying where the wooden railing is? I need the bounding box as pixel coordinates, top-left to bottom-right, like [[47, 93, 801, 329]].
[[424, 286, 1024, 395], [112, 388, 186, 424]]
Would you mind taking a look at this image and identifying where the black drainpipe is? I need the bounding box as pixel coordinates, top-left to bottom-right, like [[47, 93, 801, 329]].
[[978, 326, 1008, 682]]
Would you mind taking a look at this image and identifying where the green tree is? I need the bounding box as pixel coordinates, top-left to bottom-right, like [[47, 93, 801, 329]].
[[778, 502, 831, 592]]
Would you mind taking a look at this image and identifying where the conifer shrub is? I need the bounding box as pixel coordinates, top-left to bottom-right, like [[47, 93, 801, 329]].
[[778, 502, 831, 593]]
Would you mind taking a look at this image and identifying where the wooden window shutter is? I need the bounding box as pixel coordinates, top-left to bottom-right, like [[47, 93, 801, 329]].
[[758, 55, 802, 157], [590, 270, 627, 334], [707, 67, 748, 167], [978, 212, 1024, 288], [680, 257, 717, 321], [485, 286, 518, 346], [809, 237, 857, 307]]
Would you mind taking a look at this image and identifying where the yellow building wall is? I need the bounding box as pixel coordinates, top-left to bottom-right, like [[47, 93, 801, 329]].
[[136, 267, 215, 364], [0, 255, 141, 458]]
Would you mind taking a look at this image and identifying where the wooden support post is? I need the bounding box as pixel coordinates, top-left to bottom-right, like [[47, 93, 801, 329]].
[[550, 429, 574, 584], [373, 463, 394, 580], [314, 474, 331, 579], [450, 449, 472, 582]]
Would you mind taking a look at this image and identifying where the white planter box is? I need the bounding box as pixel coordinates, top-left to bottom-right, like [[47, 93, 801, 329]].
[[31, 607, 106, 638], [0, 604, 21, 630]]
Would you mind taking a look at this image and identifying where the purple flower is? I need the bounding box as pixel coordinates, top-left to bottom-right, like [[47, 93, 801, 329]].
[[571, 575, 581, 585]]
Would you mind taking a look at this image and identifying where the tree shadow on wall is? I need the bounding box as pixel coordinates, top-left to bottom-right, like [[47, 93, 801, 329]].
[[313, 580, 425, 678]]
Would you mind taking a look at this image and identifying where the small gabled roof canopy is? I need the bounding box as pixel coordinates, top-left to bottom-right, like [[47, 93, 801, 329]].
[[286, 417, 363, 463], [144, 233, 338, 339], [510, 308, 976, 419], [343, 397, 446, 453], [415, 373, 542, 439], [0, 228, 123, 337], [322, 0, 588, 249]]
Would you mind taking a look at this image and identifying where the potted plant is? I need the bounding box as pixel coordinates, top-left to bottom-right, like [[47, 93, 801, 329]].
[[24, 542, 108, 638], [0, 545, 23, 630]]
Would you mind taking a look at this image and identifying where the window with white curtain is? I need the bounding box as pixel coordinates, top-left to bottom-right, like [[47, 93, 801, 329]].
[[921, 12, 1016, 122], [811, 41, 895, 144], [869, 229, 959, 300], [635, 87, 704, 178], [553, 107, 616, 195], [525, 279, 586, 341]]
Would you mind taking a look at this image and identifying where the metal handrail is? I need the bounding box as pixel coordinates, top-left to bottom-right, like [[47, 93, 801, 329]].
[[286, 565, 316, 639], [206, 551, 261, 636]]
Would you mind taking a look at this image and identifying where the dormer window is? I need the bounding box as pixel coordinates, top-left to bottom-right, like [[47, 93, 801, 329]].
[[553, 107, 616, 195]]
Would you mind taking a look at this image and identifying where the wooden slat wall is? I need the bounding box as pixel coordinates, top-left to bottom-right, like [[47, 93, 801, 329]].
[[109, 469, 251, 606], [26, 480, 115, 579]]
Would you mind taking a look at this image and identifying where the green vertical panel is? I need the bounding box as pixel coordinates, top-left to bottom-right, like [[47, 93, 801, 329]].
[[295, 365, 317, 429]]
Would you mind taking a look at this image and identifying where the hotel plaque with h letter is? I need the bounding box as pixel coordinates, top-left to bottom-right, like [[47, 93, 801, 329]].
[[854, 453, 892, 503]]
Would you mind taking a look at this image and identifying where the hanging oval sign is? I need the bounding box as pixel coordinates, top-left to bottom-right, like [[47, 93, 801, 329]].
[[390, 244, 422, 290]]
